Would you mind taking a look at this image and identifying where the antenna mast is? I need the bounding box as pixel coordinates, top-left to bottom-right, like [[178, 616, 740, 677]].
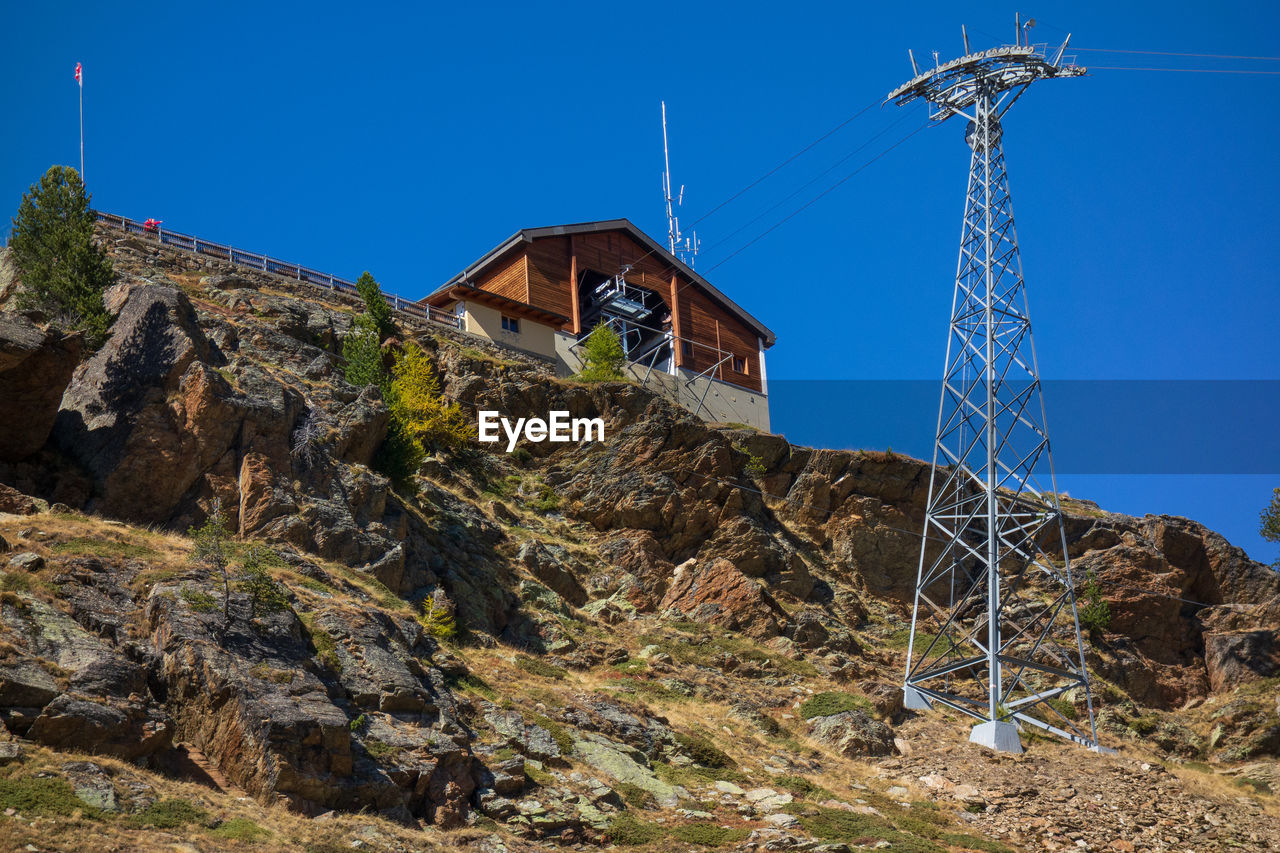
[[661, 101, 699, 267], [888, 19, 1109, 755]]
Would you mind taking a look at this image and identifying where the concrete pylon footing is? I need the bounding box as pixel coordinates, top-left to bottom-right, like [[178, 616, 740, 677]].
[[903, 686, 932, 710], [969, 720, 1023, 754]]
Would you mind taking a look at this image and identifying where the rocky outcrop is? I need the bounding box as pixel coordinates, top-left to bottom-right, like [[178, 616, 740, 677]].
[[0, 314, 81, 461]]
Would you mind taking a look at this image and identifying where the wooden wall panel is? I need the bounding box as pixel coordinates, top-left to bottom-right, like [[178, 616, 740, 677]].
[[526, 236, 573, 320], [678, 287, 762, 393], [475, 251, 528, 303]]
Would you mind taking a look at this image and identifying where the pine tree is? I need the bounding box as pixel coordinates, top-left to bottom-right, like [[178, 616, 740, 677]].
[[342, 313, 388, 393], [577, 322, 627, 382], [8, 165, 113, 346], [355, 271, 394, 340], [236, 545, 291, 620], [189, 499, 232, 627]]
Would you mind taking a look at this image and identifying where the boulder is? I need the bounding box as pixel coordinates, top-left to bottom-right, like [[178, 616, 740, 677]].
[[0, 314, 81, 461], [517, 541, 588, 607], [806, 710, 897, 757], [660, 557, 784, 639]]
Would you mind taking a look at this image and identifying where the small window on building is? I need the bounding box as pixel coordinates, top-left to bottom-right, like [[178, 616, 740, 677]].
[[501, 315, 520, 334], [681, 340, 693, 359], [732, 355, 747, 374]]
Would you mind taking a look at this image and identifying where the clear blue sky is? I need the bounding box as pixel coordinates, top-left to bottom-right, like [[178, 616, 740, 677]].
[[3, 2, 1278, 565]]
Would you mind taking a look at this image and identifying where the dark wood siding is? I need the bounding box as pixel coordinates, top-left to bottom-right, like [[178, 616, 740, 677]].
[[475, 250, 528, 303], [678, 286, 762, 393], [574, 232, 674, 299], [526, 236, 572, 320]]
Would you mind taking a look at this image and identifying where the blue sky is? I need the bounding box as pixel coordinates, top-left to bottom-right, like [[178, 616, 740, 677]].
[[3, 2, 1278, 564]]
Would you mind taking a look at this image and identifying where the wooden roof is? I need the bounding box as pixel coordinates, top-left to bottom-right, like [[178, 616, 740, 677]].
[[427, 219, 776, 347]]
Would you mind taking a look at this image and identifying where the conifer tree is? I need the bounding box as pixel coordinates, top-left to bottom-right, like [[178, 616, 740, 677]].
[[576, 322, 627, 382], [342, 313, 388, 393], [8, 165, 113, 346], [355, 271, 394, 339]]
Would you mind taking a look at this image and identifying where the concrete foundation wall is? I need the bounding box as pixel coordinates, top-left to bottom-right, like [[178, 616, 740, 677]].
[[553, 333, 771, 431]]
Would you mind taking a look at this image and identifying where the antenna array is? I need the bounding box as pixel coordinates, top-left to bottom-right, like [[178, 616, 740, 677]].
[[661, 101, 700, 268]]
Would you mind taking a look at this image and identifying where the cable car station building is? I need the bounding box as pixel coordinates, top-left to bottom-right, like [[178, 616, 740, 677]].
[[422, 220, 775, 430]]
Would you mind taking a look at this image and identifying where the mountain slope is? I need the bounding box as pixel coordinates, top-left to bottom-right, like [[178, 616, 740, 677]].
[[0, 232, 1275, 851]]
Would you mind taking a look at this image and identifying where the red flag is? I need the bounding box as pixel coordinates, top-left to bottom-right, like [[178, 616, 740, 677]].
[[75, 62, 82, 87]]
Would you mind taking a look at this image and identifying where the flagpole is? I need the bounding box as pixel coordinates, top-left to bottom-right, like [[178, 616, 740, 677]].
[[78, 69, 84, 181]]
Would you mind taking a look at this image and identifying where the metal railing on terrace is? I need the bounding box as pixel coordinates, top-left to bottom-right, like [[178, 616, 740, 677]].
[[94, 211, 461, 329]]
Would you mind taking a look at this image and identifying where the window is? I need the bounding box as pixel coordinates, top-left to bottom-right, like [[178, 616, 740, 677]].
[[501, 315, 520, 334], [732, 355, 747, 374], [681, 340, 693, 359]]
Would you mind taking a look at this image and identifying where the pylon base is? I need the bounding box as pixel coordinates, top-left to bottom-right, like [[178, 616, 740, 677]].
[[969, 721, 1023, 754], [903, 686, 932, 710]]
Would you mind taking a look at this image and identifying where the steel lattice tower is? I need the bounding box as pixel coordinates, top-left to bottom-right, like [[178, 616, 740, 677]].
[[888, 23, 1110, 754]]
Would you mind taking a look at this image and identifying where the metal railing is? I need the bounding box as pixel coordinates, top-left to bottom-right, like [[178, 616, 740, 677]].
[[94, 211, 462, 330]]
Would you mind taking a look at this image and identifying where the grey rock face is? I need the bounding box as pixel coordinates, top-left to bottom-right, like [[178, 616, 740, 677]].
[[0, 314, 81, 461]]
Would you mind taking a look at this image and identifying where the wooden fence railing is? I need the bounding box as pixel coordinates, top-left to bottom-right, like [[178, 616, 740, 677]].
[[94, 211, 461, 329]]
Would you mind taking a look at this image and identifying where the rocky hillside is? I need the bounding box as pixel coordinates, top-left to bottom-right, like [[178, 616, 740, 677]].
[[0, 232, 1276, 852]]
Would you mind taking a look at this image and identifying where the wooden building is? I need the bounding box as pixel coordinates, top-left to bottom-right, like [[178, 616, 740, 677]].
[[422, 221, 776, 416]]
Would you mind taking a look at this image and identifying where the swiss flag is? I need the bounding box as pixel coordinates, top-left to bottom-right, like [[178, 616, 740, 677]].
[[75, 62, 82, 87]]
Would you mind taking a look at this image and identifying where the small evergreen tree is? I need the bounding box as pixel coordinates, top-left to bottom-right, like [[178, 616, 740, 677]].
[[236, 545, 291, 620], [389, 341, 473, 451], [8, 165, 113, 346], [1261, 487, 1280, 567], [1078, 569, 1111, 635], [355, 271, 394, 339], [373, 416, 425, 487], [189, 499, 232, 626], [576, 322, 627, 382], [342, 312, 388, 392]]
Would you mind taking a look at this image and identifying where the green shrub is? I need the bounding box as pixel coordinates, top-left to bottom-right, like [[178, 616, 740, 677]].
[[299, 613, 342, 673], [349, 713, 368, 733], [528, 483, 560, 513], [528, 713, 576, 755], [615, 782, 659, 810], [605, 812, 665, 845], [670, 823, 749, 847], [576, 322, 627, 382], [516, 655, 567, 680], [1078, 570, 1111, 634], [181, 587, 218, 612], [674, 731, 732, 768], [8, 165, 113, 347], [1046, 696, 1079, 721], [236, 545, 291, 619], [734, 444, 766, 479], [212, 817, 272, 842], [1, 572, 32, 593], [447, 673, 497, 701], [0, 776, 101, 818], [127, 798, 209, 829], [373, 416, 424, 488], [799, 691, 872, 720], [363, 738, 398, 760], [772, 775, 833, 801]]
